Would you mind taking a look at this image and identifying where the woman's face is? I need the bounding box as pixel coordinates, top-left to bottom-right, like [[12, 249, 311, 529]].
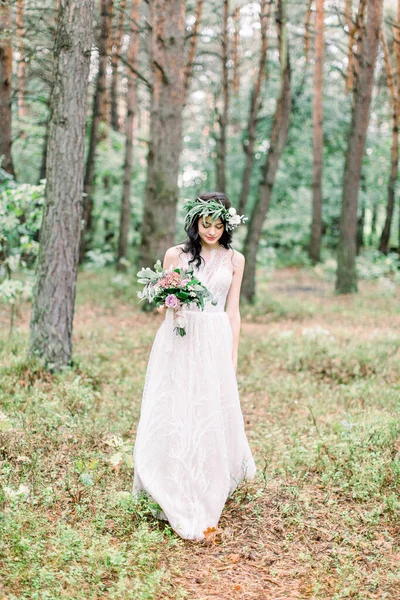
[[197, 215, 225, 246]]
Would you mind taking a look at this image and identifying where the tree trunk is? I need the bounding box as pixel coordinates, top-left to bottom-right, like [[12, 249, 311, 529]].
[[116, 0, 141, 271], [238, 0, 270, 216], [241, 0, 292, 303], [232, 7, 240, 96], [39, 123, 49, 183], [370, 199, 378, 245], [394, 15, 400, 254], [391, 1, 400, 252], [356, 192, 365, 253], [80, 0, 113, 262], [216, 0, 229, 191], [309, 0, 325, 264], [139, 0, 186, 268], [16, 0, 28, 118], [111, 0, 126, 131], [379, 24, 399, 253], [304, 0, 312, 65], [0, 0, 14, 176], [99, 2, 114, 127], [335, 0, 383, 294], [28, 0, 94, 370], [346, 0, 367, 93], [345, 0, 354, 93], [183, 0, 203, 105]]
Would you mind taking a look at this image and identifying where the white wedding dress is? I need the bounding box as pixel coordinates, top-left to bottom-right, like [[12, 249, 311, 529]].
[[132, 246, 257, 539]]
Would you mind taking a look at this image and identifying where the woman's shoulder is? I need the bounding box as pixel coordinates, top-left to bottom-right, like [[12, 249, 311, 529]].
[[164, 244, 184, 258], [227, 247, 245, 270], [163, 244, 188, 268]]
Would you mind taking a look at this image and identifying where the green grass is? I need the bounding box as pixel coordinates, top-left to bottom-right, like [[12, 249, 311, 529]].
[[0, 266, 399, 599]]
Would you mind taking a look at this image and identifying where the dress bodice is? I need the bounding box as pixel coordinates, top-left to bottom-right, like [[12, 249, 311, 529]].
[[178, 247, 234, 313]]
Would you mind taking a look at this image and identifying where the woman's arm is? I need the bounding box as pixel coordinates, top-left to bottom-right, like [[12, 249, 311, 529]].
[[156, 246, 182, 315], [225, 251, 245, 373]]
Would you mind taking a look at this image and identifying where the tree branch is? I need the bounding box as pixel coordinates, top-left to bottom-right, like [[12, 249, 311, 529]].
[[117, 53, 153, 89]]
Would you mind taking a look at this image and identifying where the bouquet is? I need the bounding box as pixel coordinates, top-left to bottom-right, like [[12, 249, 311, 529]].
[[137, 260, 216, 336]]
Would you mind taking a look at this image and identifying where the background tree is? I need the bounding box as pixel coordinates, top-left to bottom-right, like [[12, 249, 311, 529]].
[[3, 0, 400, 298], [309, 0, 325, 264], [379, 4, 400, 255], [241, 0, 292, 303], [216, 0, 229, 191], [110, 0, 126, 132], [139, 0, 187, 268], [28, 0, 94, 370], [0, 0, 14, 175], [183, 0, 203, 105], [117, 0, 141, 271], [80, 0, 114, 262], [335, 0, 383, 294], [238, 0, 271, 216], [16, 0, 27, 118]]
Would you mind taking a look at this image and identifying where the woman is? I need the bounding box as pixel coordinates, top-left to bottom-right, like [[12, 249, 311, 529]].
[[132, 192, 257, 540]]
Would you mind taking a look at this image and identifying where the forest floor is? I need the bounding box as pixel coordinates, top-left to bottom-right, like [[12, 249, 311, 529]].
[[0, 266, 399, 600]]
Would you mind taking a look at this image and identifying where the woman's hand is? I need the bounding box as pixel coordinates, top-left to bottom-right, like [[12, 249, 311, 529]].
[[157, 305, 180, 315]]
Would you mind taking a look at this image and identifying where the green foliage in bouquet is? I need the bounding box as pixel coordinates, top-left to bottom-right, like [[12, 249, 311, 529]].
[[137, 260, 216, 311]]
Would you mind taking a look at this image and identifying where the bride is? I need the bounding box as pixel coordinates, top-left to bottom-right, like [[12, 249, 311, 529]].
[[132, 192, 257, 540]]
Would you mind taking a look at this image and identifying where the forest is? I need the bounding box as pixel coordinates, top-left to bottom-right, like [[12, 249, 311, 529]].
[[0, 0, 399, 598]]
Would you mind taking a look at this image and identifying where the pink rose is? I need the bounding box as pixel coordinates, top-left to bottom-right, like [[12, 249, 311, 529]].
[[165, 294, 179, 308]]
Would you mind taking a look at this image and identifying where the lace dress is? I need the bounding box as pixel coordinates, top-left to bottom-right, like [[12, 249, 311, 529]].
[[132, 246, 257, 540]]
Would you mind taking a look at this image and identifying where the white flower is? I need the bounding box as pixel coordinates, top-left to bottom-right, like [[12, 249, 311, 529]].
[[228, 207, 237, 216], [189, 291, 196, 297], [228, 214, 242, 226]]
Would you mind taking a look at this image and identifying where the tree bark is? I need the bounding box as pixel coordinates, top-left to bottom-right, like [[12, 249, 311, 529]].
[[116, 0, 141, 270], [345, 0, 367, 93], [80, 0, 113, 262], [353, 0, 367, 82], [39, 123, 49, 183], [379, 27, 399, 254], [356, 190, 365, 253], [238, 0, 271, 215], [16, 0, 28, 118], [232, 6, 240, 96], [309, 0, 325, 264], [183, 0, 203, 105], [335, 0, 383, 294], [241, 0, 292, 303], [304, 0, 312, 65], [345, 0, 354, 92], [216, 0, 229, 191], [370, 198, 378, 245], [0, 0, 14, 176], [139, 0, 186, 268], [29, 0, 94, 370], [394, 2, 400, 253], [111, 0, 126, 131]]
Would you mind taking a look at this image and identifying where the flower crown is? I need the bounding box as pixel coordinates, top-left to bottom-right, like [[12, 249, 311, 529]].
[[183, 197, 248, 232]]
